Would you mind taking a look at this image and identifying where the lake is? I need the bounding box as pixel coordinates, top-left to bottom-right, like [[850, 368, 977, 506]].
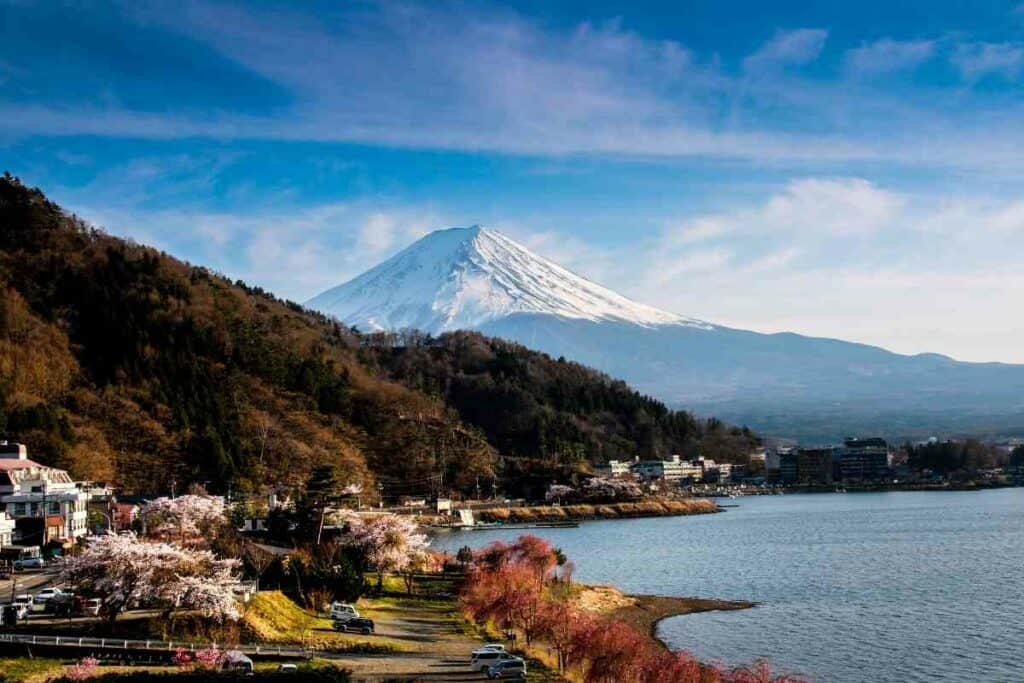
[[431, 489, 1024, 682]]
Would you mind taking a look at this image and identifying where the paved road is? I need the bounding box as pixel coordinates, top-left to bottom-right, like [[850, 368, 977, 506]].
[[1, 567, 62, 600]]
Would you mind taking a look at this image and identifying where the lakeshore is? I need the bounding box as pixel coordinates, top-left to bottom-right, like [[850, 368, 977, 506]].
[[578, 585, 755, 650], [435, 488, 1024, 682], [419, 498, 721, 527]]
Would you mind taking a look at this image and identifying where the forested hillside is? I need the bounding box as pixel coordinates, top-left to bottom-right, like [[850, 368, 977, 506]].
[[0, 174, 756, 498], [360, 330, 757, 465]]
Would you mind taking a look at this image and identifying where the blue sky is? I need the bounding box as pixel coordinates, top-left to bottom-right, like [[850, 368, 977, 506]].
[[3, 0, 1024, 362]]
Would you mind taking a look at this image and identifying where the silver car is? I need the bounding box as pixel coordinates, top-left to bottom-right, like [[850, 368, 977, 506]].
[[472, 650, 519, 672], [486, 658, 527, 679]]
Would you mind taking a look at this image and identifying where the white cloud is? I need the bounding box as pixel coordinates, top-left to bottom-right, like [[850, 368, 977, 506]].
[[758, 178, 903, 235], [608, 177, 1024, 362], [742, 29, 828, 73], [70, 199, 449, 303], [358, 213, 399, 253], [951, 42, 1024, 80], [844, 38, 935, 76], [666, 218, 730, 245]]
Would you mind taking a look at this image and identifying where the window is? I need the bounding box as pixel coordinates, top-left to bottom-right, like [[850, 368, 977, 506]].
[[49, 502, 60, 514], [13, 503, 26, 516]]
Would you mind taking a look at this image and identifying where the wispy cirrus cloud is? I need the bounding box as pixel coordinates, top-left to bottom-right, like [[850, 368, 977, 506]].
[[844, 38, 935, 76], [951, 42, 1024, 80], [742, 28, 829, 74], [3, 2, 1024, 168]]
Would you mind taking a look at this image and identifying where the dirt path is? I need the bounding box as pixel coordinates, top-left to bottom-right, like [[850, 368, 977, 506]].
[[323, 598, 495, 681]]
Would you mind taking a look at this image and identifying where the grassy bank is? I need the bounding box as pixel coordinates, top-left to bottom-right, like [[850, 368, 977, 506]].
[[241, 591, 401, 654], [0, 658, 67, 683]]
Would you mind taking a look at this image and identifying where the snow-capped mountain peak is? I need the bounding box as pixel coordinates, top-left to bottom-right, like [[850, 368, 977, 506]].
[[306, 225, 707, 332]]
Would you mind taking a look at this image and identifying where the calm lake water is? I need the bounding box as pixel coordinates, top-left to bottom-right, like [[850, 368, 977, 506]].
[[432, 489, 1024, 682]]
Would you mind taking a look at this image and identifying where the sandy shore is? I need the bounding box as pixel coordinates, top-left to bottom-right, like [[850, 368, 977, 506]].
[[579, 584, 755, 649]]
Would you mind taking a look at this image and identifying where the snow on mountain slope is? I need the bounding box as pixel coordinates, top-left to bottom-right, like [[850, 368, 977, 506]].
[[307, 225, 709, 332], [307, 225, 1024, 440]]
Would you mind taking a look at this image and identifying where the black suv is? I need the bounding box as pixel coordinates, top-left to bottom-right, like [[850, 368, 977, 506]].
[[332, 617, 375, 635]]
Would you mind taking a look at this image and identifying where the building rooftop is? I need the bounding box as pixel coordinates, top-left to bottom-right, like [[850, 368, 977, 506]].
[[0, 458, 46, 470]]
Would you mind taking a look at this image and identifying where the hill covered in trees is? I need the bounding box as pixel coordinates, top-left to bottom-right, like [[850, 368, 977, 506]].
[[0, 174, 757, 498]]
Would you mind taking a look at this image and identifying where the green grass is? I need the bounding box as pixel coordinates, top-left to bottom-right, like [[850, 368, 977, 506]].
[[241, 591, 403, 653], [0, 657, 67, 683]]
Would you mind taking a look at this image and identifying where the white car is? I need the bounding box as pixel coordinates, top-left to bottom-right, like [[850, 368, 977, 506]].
[[328, 602, 359, 622], [34, 587, 63, 603], [476, 643, 505, 653], [10, 595, 33, 619]]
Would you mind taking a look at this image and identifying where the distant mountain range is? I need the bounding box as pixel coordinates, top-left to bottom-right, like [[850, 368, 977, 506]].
[[308, 226, 1024, 441]]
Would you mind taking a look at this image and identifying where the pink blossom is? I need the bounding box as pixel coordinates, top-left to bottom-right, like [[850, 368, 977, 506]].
[[65, 656, 99, 681], [61, 534, 242, 622]]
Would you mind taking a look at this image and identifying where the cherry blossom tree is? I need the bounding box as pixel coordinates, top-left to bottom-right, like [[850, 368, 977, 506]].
[[545, 484, 575, 503], [61, 534, 241, 622], [581, 476, 642, 502], [139, 495, 227, 545], [460, 534, 803, 683], [343, 514, 430, 591]]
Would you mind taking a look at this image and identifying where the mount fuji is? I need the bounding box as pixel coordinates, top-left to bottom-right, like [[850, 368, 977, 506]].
[[307, 226, 1024, 440]]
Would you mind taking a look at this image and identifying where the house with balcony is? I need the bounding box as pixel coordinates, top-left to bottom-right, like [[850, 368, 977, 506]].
[[0, 442, 90, 545]]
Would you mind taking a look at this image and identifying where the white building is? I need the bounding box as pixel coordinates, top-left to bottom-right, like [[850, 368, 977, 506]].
[[594, 459, 632, 477], [0, 513, 14, 548], [631, 455, 703, 483], [0, 442, 90, 543], [690, 456, 732, 483]]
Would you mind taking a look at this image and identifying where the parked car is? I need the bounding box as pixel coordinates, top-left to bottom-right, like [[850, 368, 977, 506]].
[[221, 651, 253, 673], [79, 598, 102, 616], [486, 658, 527, 680], [328, 602, 359, 622], [47, 593, 75, 616], [277, 664, 298, 673], [332, 616, 375, 635], [13, 557, 45, 570], [472, 650, 520, 672], [10, 595, 33, 619], [34, 587, 64, 603], [476, 643, 505, 652]]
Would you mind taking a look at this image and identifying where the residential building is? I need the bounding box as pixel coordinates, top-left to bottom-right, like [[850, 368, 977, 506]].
[[839, 438, 891, 481], [692, 456, 732, 483], [747, 447, 767, 474], [0, 513, 14, 548], [778, 449, 799, 484], [113, 502, 140, 530], [797, 447, 837, 485], [594, 459, 632, 477], [0, 442, 90, 544]]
